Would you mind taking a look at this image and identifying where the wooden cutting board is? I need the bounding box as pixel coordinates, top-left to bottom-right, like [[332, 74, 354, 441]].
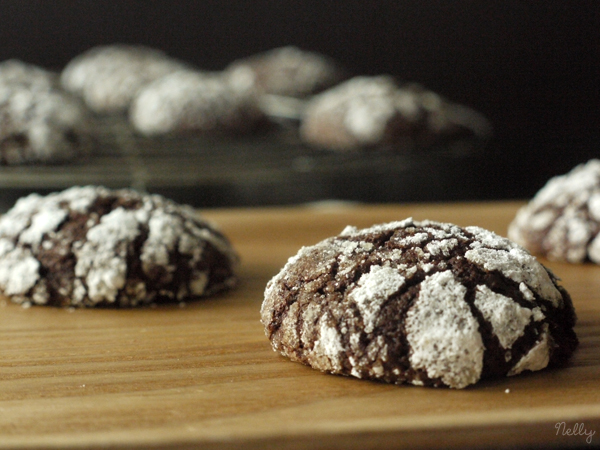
[[1, 201, 599, 449]]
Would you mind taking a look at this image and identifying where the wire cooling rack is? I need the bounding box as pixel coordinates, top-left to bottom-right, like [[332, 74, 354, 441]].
[[0, 115, 491, 211]]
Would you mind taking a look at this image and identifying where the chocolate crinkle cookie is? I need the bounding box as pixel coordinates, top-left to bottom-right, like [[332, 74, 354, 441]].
[[129, 70, 266, 136], [60, 44, 189, 115], [509, 159, 600, 264], [299, 76, 491, 151], [0, 186, 238, 307], [225, 46, 346, 98], [261, 218, 578, 389], [0, 81, 91, 165]]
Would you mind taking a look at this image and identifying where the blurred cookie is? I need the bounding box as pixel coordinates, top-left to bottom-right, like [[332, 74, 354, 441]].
[[0, 186, 238, 307], [299, 76, 418, 150], [261, 218, 577, 388], [299, 76, 491, 151], [0, 82, 91, 165], [226, 46, 345, 98], [60, 44, 188, 114], [509, 159, 600, 263], [129, 70, 265, 136]]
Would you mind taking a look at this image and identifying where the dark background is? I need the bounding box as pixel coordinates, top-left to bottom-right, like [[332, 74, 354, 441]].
[[0, 0, 599, 204]]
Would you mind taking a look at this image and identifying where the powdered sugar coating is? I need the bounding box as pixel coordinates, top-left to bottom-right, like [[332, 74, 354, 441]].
[[74, 208, 142, 304], [508, 159, 600, 264], [473, 285, 537, 350], [406, 270, 484, 389], [507, 324, 551, 376], [0, 186, 238, 307], [262, 218, 577, 388], [349, 265, 406, 333], [129, 70, 264, 136], [465, 247, 563, 308], [311, 318, 345, 372], [0, 243, 40, 296], [61, 44, 188, 114]]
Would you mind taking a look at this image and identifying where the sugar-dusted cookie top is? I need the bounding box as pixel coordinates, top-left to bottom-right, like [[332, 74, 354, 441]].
[[225, 46, 345, 98], [0, 59, 59, 90], [129, 70, 265, 136], [0, 82, 91, 165], [0, 186, 238, 307], [60, 44, 188, 114], [509, 159, 600, 264], [261, 218, 577, 388], [299, 76, 491, 151]]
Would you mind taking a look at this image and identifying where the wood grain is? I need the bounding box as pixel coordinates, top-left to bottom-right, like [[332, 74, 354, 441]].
[[1, 201, 599, 449]]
